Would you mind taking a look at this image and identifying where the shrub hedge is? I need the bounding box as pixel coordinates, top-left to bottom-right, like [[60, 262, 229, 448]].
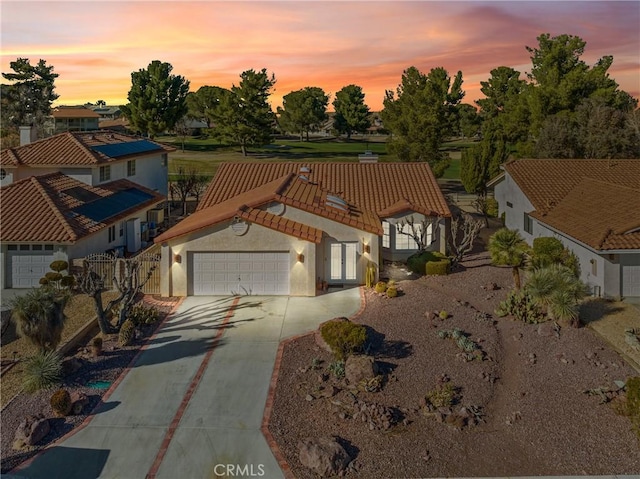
[[320, 320, 367, 360], [407, 251, 448, 275], [426, 259, 450, 276]]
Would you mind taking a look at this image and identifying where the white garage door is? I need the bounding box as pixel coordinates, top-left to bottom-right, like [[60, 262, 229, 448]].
[[10, 252, 56, 288], [192, 252, 290, 296], [622, 264, 640, 297]]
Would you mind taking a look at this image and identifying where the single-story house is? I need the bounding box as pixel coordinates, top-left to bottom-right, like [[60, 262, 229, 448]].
[[493, 159, 640, 299], [0, 128, 173, 195], [0, 172, 165, 289], [155, 162, 451, 297]]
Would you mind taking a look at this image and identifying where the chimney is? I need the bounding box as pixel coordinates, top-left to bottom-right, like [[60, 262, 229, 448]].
[[19, 125, 37, 146]]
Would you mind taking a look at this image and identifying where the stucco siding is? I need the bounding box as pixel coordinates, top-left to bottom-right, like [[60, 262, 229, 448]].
[[494, 173, 536, 243]]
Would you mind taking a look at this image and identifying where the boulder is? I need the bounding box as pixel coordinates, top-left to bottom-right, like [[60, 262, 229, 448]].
[[345, 355, 379, 386], [298, 437, 351, 477], [314, 317, 348, 353], [70, 392, 89, 415], [13, 414, 50, 449]]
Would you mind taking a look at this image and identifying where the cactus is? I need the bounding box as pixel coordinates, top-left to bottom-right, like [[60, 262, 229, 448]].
[[365, 262, 377, 288], [386, 286, 398, 298], [118, 319, 135, 346], [50, 388, 72, 416], [374, 281, 387, 294]]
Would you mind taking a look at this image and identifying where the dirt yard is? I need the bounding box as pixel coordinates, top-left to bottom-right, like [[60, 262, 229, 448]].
[[268, 252, 640, 478]]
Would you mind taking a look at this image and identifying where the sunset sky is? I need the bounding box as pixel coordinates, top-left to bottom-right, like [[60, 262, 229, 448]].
[[1, 1, 638, 112]]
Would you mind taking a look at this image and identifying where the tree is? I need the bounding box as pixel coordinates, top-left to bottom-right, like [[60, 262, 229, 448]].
[[171, 166, 206, 215], [456, 103, 481, 139], [75, 255, 157, 334], [382, 66, 464, 176], [395, 216, 442, 251], [122, 60, 190, 138], [277, 87, 329, 141], [186, 85, 228, 128], [1, 58, 59, 135], [210, 68, 276, 156], [448, 213, 484, 267], [332, 84, 371, 139], [8, 287, 70, 352], [488, 228, 530, 290]]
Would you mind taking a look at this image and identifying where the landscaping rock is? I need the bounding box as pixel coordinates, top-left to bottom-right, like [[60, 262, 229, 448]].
[[298, 437, 351, 477], [537, 322, 557, 338], [345, 354, 379, 385], [70, 392, 89, 415], [314, 317, 348, 353], [13, 414, 50, 449]]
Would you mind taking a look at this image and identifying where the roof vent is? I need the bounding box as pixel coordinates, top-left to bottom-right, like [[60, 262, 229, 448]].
[[326, 194, 349, 213], [300, 166, 311, 174], [298, 174, 309, 182]]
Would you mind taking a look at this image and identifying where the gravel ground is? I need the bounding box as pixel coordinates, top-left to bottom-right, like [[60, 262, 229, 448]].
[[269, 252, 640, 478], [0, 297, 178, 474]]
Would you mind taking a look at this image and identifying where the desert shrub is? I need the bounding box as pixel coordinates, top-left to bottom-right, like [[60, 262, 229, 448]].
[[118, 319, 135, 346], [407, 251, 447, 274], [23, 350, 62, 393], [439, 310, 449, 320], [328, 360, 345, 378], [128, 303, 159, 326], [386, 286, 398, 298], [530, 237, 581, 277], [320, 320, 367, 360], [50, 388, 72, 416], [425, 383, 459, 408], [374, 281, 387, 294], [495, 289, 546, 323], [426, 259, 450, 276]]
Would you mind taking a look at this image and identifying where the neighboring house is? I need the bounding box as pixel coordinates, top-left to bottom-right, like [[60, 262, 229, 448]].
[[90, 105, 122, 121], [50, 106, 100, 134], [155, 162, 450, 297], [0, 172, 165, 289], [0, 129, 173, 195], [493, 159, 640, 299]]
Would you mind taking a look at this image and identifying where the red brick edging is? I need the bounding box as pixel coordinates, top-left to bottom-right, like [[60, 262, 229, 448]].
[[261, 286, 367, 478], [9, 297, 185, 475]]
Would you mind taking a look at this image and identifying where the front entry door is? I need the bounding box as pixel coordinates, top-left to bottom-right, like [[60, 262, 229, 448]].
[[327, 241, 358, 283]]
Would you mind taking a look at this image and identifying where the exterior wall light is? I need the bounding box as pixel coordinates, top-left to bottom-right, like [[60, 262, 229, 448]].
[[364, 243, 370, 254], [173, 254, 182, 264], [297, 253, 304, 263]]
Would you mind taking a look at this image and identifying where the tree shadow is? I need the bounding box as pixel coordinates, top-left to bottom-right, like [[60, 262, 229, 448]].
[[132, 337, 228, 368], [5, 446, 110, 479], [579, 299, 626, 326], [92, 400, 121, 414]]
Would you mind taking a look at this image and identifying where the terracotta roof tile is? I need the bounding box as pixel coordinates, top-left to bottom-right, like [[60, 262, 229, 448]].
[[0, 173, 165, 243], [52, 107, 100, 119], [528, 176, 640, 251], [1, 130, 174, 167]]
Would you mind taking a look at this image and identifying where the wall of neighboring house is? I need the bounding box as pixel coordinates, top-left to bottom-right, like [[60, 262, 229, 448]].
[[494, 173, 536, 243], [92, 153, 168, 195]]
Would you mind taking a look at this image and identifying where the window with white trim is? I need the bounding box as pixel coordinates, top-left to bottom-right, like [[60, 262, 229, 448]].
[[127, 160, 136, 176], [99, 165, 111, 182], [382, 221, 390, 248], [395, 223, 423, 250], [108, 225, 116, 243]]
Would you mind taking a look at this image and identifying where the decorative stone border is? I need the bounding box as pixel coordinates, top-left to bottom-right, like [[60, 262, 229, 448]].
[[261, 286, 367, 478]]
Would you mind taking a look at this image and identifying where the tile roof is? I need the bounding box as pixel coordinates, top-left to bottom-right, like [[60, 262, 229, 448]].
[[199, 162, 450, 217], [158, 162, 449, 243], [503, 159, 640, 215], [0, 172, 164, 243], [0, 130, 174, 167], [52, 107, 100, 119], [505, 159, 640, 251]]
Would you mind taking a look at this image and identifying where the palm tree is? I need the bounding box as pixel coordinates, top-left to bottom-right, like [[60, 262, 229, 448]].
[[488, 228, 529, 290], [525, 264, 589, 326], [8, 287, 70, 352]]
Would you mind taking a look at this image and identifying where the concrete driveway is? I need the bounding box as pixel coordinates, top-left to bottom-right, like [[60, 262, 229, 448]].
[[7, 288, 362, 479]]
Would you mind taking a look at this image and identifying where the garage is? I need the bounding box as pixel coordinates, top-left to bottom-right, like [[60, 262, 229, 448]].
[[191, 252, 290, 296], [8, 249, 56, 288], [622, 264, 640, 297]]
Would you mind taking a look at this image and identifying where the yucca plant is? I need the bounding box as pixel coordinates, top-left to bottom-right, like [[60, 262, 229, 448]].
[[23, 350, 62, 393], [525, 264, 589, 325], [9, 287, 71, 352]]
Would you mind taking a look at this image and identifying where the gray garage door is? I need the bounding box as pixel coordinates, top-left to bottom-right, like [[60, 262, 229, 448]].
[[191, 252, 290, 295]]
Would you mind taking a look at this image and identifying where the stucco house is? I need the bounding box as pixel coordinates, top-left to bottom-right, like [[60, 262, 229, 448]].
[[50, 106, 100, 134], [155, 162, 451, 297], [0, 172, 165, 289], [493, 159, 640, 299], [0, 129, 173, 194]]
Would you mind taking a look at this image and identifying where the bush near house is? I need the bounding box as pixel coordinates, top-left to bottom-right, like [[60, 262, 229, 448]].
[[407, 251, 448, 275], [426, 258, 451, 276], [530, 237, 580, 277]]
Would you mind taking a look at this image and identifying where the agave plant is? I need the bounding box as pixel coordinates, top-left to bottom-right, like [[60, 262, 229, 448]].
[[23, 350, 62, 393]]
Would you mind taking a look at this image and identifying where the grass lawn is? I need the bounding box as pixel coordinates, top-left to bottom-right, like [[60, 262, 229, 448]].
[[162, 135, 472, 180]]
